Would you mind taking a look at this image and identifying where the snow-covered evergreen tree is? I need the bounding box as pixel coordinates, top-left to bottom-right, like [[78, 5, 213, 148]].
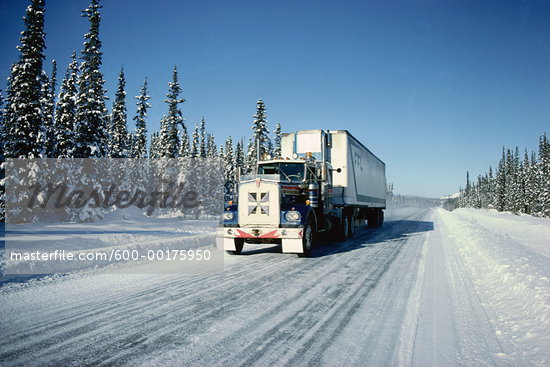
[[74, 0, 108, 158], [55, 51, 78, 157], [131, 78, 150, 158], [109, 67, 128, 157], [149, 131, 160, 159], [496, 148, 506, 212], [190, 123, 200, 158], [273, 122, 282, 158], [246, 99, 271, 168], [487, 166, 495, 209], [178, 125, 189, 158], [199, 117, 207, 158], [42, 60, 57, 157], [521, 150, 533, 214], [504, 148, 518, 212], [0, 90, 4, 151], [457, 133, 549, 218], [206, 134, 217, 158], [235, 139, 245, 177], [245, 138, 255, 174], [464, 171, 472, 207], [0, 90, 5, 221], [224, 136, 235, 200], [159, 66, 184, 158], [512, 147, 523, 213], [4, 0, 46, 158], [536, 133, 550, 217]]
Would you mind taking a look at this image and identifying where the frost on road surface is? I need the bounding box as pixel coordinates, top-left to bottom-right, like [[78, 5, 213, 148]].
[[0, 208, 548, 366]]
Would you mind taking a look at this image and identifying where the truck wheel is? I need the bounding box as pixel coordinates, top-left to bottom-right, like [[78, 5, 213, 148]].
[[368, 210, 379, 228], [348, 214, 355, 238], [230, 238, 244, 255], [336, 215, 350, 241], [298, 222, 314, 257]]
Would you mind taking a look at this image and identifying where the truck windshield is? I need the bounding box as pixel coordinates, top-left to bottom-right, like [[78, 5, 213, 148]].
[[258, 163, 305, 181]]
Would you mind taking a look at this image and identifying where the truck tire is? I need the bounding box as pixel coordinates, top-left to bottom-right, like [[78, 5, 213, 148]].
[[336, 215, 350, 241], [229, 238, 244, 255], [368, 210, 379, 228], [348, 214, 355, 238], [298, 222, 314, 257]]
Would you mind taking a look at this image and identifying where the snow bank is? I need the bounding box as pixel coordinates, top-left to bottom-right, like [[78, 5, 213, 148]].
[[451, 208, 550, 258], [438, 208, 550, 365], [3, 207, 221, 277]]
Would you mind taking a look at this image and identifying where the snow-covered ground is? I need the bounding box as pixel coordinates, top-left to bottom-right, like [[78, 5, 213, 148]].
[[0, 207, 548, 366], [2, 207, 222, 277]]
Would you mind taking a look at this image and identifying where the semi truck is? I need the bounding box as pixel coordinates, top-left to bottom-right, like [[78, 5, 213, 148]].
[[218, 130, 386, 257]]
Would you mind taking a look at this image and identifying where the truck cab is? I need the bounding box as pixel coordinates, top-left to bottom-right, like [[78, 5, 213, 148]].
[[218, 130, 386, 257], [220, 157, 326, 257]]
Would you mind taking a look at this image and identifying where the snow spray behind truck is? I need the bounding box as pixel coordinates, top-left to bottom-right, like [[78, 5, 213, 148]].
[[218, 130, 386, 257]]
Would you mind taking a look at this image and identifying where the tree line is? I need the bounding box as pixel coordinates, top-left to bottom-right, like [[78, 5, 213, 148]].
[[453, 133, 550, 218], [0, 0, 283, 221]]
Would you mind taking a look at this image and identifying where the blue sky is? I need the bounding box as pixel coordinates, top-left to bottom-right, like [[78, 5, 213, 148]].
[[1, 0, 549, 197]]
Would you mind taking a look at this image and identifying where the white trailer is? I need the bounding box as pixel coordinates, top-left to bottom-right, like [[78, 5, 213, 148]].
[[219, 129, 386, 256], [281, 130, 386, 209]]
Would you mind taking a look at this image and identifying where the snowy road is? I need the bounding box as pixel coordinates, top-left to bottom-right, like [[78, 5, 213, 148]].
[[1, 208, 548, 366]]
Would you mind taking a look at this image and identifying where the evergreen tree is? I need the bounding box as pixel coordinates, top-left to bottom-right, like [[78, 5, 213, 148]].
[[247, 98, 271, 166], [131, 78, 150, 158], [4, 0, 46, 158], [511, 147, 522, 213], [191, 123, 199, 158], [206, 134, 217, 158], [496, 148, 506, 212], [0, 90, 5, 152], [43, 60, 57, 157], [224, 136, 235, 200], [74, 0, 108, 158], [235, 139, 245, 177], [159, 66, 184, 158], [245, 137, 255, 174], [178, 125, 189, 158], [487, 166, 495, 209], [503, 148, 519, 212], [273, 122, 282, 158], [457, 134, 549, 218], [55, 51, 78, 157], [537, 133, 550, 217], [0, 90, 5, 221], [465, 171, 471, 207], [109, 67, 128, 157], [522, 150, 533, 214], [149, 131, 160, 159], [199, 117, 207, 158]]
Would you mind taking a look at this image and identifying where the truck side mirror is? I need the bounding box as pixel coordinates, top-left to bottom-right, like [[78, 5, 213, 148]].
[[336, 168, 342, 173]]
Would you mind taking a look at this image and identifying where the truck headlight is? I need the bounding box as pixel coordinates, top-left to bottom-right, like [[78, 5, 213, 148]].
[[223, 212, 235, 221], [284, 211, 301, 222]]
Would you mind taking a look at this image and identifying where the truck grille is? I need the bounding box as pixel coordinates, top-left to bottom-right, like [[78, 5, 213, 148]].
[[238, 181, 280, 227], [248, 192, 269, 215]]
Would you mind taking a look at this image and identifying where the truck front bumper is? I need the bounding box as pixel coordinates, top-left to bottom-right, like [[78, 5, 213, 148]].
[[217, 226, 305, 253]]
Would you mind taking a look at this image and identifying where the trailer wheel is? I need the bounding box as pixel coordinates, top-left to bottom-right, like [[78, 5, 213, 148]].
[[229, 238, 244, 255], [368, 210, 379, 228], [298, 222, 314, 257], [348, 214, 355, 238]]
